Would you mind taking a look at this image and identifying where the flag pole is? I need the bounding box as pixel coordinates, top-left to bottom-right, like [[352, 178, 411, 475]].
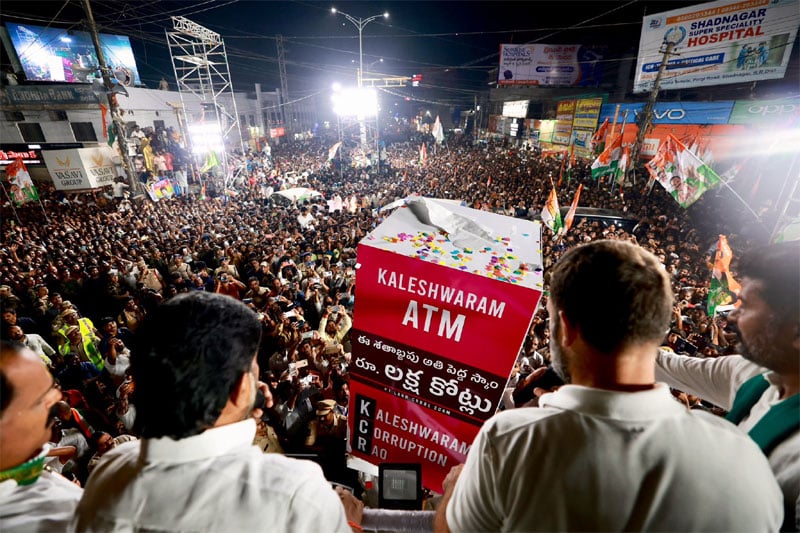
[[36, 195, 50, 224], [1, 184, 23, 226], [717, 178, 769, 231], [614, 110, 629, 194]]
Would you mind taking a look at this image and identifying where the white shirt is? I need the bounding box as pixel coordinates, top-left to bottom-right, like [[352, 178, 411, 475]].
[[111, 182, 129, 198], [0, 470, 82, 532], [104, 351, 130, 382], [297, 212, 315, 230], [656, 350, 800, 530], [447, 383, 783, 532], [74, 418, 351, 532], [22, 333, 56, 360]]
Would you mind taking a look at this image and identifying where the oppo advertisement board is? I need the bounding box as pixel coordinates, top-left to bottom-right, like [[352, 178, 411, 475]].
[[634, 0, 800, 93], [728, 97, 800, 125], [6, 22, 141, 86], [349, 198, 543, 491], [498, 44, 605, 86]]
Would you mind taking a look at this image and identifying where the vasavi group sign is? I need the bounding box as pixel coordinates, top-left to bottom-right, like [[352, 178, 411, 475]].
[[42, 147, 118, 190], [349, 198, 543, 491], [634, 0, 800, 93]]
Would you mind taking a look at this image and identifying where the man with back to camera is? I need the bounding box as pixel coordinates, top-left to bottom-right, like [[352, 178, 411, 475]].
[[0, 341, 83, 532], [435, 240, 783, 532], [74, 291, 363, 532], [655, 240, 799, 530]]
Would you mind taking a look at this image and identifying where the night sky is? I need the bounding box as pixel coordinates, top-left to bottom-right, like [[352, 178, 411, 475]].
[[1, 0, 702, 105]]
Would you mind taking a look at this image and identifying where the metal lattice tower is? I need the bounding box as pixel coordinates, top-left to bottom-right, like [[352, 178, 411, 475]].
[[276, 34, 291, 134], [166, 16, 245, 175]]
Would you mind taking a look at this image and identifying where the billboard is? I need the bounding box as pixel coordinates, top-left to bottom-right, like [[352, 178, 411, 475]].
[[634, 0, 800, 93], [502, 100, 529, 118], [498, 44, 605, 86], [553, 100, 576, 145], [728, 97, 800, 125], [5, 22, 141, 86], [349, 198, 543, 491], [598, 101, 734, 125], [42, 146, 118, 190]]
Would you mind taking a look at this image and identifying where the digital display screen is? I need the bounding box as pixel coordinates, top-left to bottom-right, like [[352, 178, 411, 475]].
[[6, 22, 141, 86], [382, 469, 418, 501]]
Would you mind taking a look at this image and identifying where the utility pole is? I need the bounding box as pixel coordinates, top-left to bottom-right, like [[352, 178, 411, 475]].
[[627, 39, 677, 182], [81, 0, 136, 185], [276, 35, 291, 135]]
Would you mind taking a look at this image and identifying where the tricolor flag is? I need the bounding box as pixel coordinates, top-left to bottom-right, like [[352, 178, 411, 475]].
[[5, 157, 39, 206], [615, 144, 631, 188], [200, 184, 207, 201], [647, 134, 721, 208], [707, 235, 741, 316], [590, 133, 622, 180], [486, 175, 492, 187], [328, 141, 342, 161], [562, 184, 583, 234], [591, 118, 609, 155], [419, 143, 427, 164], [541, 186, 563, 236]]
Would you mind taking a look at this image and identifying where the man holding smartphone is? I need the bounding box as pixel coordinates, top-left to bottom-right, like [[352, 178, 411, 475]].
[[319, 305, 351, 356]]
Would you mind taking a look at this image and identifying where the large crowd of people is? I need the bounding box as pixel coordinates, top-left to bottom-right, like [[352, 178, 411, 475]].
[[1, 126, 797, 531]]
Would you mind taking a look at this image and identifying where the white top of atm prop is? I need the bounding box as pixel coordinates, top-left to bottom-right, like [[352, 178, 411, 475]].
[[364, 196, 543, 291]]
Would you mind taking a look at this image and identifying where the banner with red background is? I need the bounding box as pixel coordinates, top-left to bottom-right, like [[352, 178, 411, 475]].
[[348, 199, 543, 491]]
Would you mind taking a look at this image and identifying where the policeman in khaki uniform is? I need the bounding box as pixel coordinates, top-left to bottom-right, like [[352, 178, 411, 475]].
[[306, 400, 349, 485]]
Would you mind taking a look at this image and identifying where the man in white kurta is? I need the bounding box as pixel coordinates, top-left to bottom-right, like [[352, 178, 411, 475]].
[[436, 240, 783, 532], [73, 292, 361, 532]]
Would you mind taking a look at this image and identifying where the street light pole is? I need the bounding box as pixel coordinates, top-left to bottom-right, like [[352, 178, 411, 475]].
[[331, 8, 388, 87]]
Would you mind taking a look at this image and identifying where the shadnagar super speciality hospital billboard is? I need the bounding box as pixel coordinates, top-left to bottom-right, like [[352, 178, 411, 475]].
[[634, 0, 799, 93]]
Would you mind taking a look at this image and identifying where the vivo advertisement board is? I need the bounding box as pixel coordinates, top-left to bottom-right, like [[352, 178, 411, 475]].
[[598, 101, 734, 125], [634, 0, 799, 93], [6, 22, 141, 86]]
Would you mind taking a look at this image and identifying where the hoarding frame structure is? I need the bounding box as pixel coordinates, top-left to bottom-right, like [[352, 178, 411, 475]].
[[634, 0, 800, 93], [498, 44, 605, 86], [5, 22, 141, 86]]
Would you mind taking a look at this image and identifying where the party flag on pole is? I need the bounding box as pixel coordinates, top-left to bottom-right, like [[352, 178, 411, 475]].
[[647, 134, 721, 208], [541, 186, 563, 236], [591, 118, 609, 155], [707, 234, 741, 316], [590, 133, 622, 180], [432, 115, 445, 144], [200, 151, 220, 173], [5, 157, 39, 206], [562, 184, 583, 234], [328, 141, 342, 161]]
